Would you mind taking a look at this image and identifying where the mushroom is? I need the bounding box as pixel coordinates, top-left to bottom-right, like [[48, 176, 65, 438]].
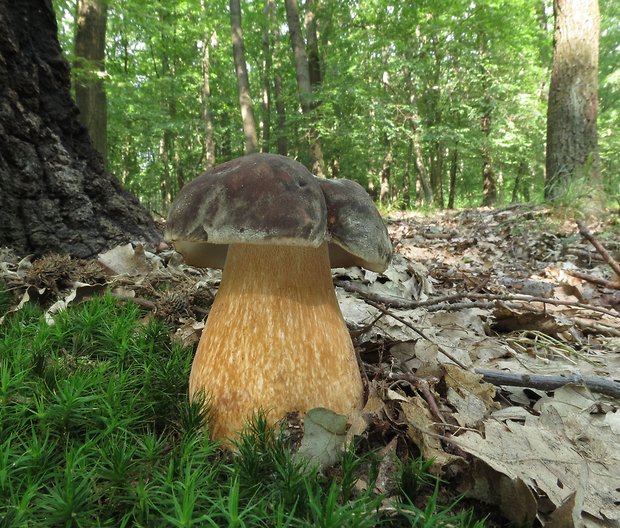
[[166, 153, 392, 440]]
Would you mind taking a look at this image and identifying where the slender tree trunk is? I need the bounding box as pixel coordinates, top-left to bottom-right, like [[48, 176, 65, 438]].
[[403, 140, 413, 209], [412, 131, 433, 205], [545, 0, 600, 199], [74, 0, 107, 165], [260, 0, 273, 153], [0, 0, 160, 256], [304, 0, 322, 87], [201, 31, 216, 168], [448, 147, 458, 209], [481, 111, 497, 206], [430, 142, 444, 208], [379, 146, 392, 205], [230, 0, 258, 154], [284, 0, 326, 177], [272, 11, 287, 156]]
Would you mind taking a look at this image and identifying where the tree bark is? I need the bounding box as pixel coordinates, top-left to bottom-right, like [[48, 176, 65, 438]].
[[0, 0, 160, 257], [284, 0, 326, 177], [230, 0, 258, 154], [545, 0, 600, 199], [260, 0, 274, 153], [448, 147, 458, 210], [74, 0, 107, 166], [481, 111, 497, 206], [201, 31, 216, 168], [304, 0, 322, 87], [272, 7, 287, 157]]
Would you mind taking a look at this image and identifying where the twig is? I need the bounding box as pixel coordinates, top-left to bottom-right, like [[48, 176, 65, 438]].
[[474, 368, 620, 399], [364, 300, 469, 370], [366, 364, 446, 426], [335, 280, 620, 319], [577, 220, 620, 278], [566, 270, 620, 290]]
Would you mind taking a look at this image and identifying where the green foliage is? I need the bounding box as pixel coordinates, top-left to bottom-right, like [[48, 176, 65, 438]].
[[0, 295, 484, 526], [50, 0, 618, 212]]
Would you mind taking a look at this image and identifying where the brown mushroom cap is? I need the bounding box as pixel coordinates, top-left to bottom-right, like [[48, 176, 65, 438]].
[[166, 153, 392, 272]]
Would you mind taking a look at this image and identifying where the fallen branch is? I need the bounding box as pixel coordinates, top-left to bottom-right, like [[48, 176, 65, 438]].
[[335, 279, 620, 319], [576, 220, 620, 279], [566, 269, 620, 290], [474, 368, 620, 399]]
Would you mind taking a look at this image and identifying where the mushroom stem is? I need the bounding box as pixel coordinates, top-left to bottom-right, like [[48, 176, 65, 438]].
[[189, 242, 363, 440]]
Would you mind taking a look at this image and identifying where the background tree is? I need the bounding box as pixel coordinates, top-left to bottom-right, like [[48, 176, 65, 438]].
[[0, 0, 160, 257], [74, 0, 108, 164], [230, 0, 258, 154], [284, 0, 326, 177], [48, 0, 617, 213], [545, 0, 601, 200]]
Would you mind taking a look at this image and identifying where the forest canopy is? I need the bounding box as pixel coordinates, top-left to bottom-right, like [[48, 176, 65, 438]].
[[52, 0, 620, 214]]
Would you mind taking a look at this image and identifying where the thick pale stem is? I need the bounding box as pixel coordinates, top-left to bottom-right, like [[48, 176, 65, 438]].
[[189, 242, 363, 440]]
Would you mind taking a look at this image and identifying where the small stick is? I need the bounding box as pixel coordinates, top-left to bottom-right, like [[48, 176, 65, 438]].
[[576, 220, 620, 278], [335, 280, 620, 319], [474, 368, 620, 399], [364, 300, 469, 370], [566, 270, 620, 290]]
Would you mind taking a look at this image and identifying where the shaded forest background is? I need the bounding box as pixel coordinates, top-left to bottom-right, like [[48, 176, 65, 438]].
[[53, 0, 620, 214]]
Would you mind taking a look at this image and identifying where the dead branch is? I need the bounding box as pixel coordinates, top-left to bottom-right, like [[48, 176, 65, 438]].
[[566, 269, 620, 290], [576, 220, 620, 279], [334, 280, 620, 319], [474, 368, 620, 399], [364, 300, 469, 370]]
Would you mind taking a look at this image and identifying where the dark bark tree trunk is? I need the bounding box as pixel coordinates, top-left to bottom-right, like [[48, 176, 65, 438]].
[[201, 30, 216, 168], [448, 147, 458, 210], [230, 0, 258, 154], [304, 0, 322, 87], [284, 0, 326, 177], [74, 0, 107, 166], [0, 0, 160, 257], [430, 142, 444, 208], [481, 111, 497, 206], [402, 140, 412, 209], [272, 10, 287, 157], [379, 146, 392, 205], [545, 0, 600, 199], [260, 0, 274, 153], [412, 131, 433, 205]]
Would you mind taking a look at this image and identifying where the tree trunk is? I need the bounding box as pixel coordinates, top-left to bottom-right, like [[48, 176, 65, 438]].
[[260, 0, 273, 153], [272, 9, 287, 157], [430, 142, 444, 208], [0, 0, 160, 257], [545, 0, 600, 200], [379, 147, 392, 205], [284, 0, 326, 177], [74, 0, 107, 166], [448, 147, 458, 210], [402, 140, 412, 209], [481, 111, 497, 206], [201, 31, 216, 168], [304, 0, 322, 87], [230, 0, 258, 154], [412, 131, 433, 205]]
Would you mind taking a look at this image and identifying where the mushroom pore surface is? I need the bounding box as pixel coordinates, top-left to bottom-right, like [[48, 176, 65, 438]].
[[189, 242, 364, 440]]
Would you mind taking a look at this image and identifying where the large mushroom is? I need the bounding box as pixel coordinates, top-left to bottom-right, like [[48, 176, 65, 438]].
[[166, 153, 392, 440]]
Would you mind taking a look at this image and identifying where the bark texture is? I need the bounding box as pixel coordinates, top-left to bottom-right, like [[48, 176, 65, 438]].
[[0, 0, 161, 257], [230, 0, 258, 154], [545, 0, 600, 199], [74, 0, 107, 165], [284, 0, 326, 177]]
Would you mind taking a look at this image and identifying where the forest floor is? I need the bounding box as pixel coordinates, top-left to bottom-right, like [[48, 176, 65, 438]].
[[1, 204, 619, 526]]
